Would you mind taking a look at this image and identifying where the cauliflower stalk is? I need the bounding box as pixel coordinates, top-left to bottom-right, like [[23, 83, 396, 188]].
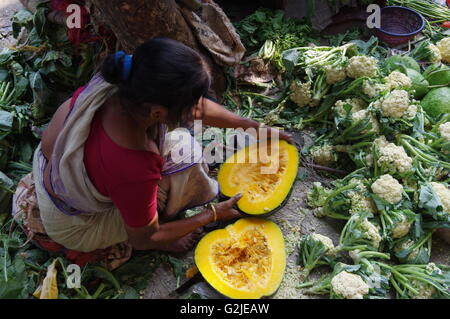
[[393, 231, 432, 264], [307, 182, 331, 208], [337, 211, 382, 251], [300, 261, 391, 299], [333, 98, 366, 117], [411, 40, 442, 63], [428, 44, 442, 63], [333, 98, 380, 141], [379, 209, 416, 240], [298, 233, 336, 279], [313, 173, 377, 220], [388, 263, 450, 299]]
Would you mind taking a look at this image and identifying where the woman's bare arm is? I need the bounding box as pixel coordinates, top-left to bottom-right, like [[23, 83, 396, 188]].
[[124, 210, 212, 250], [195, 97, 295, 143], [41, 99, 72, 159], [124, 194, 242, 250]]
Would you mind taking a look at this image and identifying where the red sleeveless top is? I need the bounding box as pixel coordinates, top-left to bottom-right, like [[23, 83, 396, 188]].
[[71, 87, 163, 227]]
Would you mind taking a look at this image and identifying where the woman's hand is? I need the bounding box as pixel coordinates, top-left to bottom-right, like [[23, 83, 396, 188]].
[[264, 126, 296, 145], [214, 193, 243, 221]]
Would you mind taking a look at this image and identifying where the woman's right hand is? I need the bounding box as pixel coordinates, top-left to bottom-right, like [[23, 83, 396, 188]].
[[213, 193, 243, 221]]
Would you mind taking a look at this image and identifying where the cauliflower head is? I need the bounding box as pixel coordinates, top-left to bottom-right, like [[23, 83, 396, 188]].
[[331, 271, 369, 299], [360, 218, 382, 248], [395, 239, 419, 262], [363, 79, 387, 98], [325, 66, 347, 84], [311, 233, 335, 255], [384, 71, 412, 91], [352, 109, 380, 133], [374, 135, 389, 147], [346, 55, 378, 79], [376, 141, 413, 174], [346, 178, 377, 214], [428, 44, 442, 63], [290, 81, 312, 107], [437, 37, 450, 64], [411, 280, 436, 299], [371, 174, 404, 204], [439, 122, 450, 141], [348, 191, 377, 215], [333, 98, 366, 117], [392, 216, 413, 239], [378, 89, 416, 118], [430, 182, 450, 212], [310, 143, 336, 165]]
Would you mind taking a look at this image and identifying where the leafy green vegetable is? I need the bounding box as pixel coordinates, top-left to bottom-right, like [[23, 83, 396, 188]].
[[387, 263, 450, 299], [384, 55, 421, 74], [421, 87, 450, 118], [298, 233, 336, 280]]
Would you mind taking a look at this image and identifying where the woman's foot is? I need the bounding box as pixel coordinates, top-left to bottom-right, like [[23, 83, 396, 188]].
[[156, 227, 205, 253]]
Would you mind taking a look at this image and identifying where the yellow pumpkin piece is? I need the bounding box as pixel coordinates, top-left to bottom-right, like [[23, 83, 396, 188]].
[[195, 218, 286, 299], [33, 259, 59, 299], [185, 265, 199, 279], [217, 140, 299, 215]]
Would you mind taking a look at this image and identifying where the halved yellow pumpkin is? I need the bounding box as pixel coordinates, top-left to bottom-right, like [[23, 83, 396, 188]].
[[195, 218, 286, 299], [217, 140, 299, 215]]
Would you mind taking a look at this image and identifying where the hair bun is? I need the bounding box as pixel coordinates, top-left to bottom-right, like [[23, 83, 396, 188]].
[[101, 54, 123, 84]]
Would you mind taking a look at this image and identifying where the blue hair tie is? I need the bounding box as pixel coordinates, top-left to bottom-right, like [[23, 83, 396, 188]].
[[114, 51, 133, 81]]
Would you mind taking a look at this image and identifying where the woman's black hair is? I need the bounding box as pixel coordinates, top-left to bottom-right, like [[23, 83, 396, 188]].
[[101, 37, 211, 126]]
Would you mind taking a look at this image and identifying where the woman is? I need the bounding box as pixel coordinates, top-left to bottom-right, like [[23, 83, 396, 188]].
[[13, 38, 293, 266]]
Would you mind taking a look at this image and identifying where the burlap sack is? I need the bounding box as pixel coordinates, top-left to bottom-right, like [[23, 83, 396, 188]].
[[181, 0, 245, 67]]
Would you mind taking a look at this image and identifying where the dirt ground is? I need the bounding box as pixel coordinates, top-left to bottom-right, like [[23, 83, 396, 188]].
[[0, 0, 23, 50]]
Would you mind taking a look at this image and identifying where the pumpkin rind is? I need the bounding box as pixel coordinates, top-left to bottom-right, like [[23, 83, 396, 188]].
[[217, 140, 299, 215], [194, 218, 286, 299]]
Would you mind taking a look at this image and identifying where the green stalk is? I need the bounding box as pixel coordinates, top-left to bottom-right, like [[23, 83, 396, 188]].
[[336, 244, 368, 252], [400, 137, 450, 169], [3, 241, 8, 282], [239, 92, 277, 101], [390, 277, 408, 298], [324, 184, 358, 208], [297, 281, 315, 289], [399, 271, 449, 295], [92, 283, 106, 299], [390, 269, 420, 295]]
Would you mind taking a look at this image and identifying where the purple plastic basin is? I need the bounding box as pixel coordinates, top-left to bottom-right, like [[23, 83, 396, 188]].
[[374, 6, 425, 46]]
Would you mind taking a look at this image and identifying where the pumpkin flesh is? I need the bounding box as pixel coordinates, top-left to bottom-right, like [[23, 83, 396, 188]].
[[218, 140, 299, 215], [195, 218, 286, 299]]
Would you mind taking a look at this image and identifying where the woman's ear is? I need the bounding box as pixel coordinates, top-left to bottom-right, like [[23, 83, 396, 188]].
[[192, 97, 205, 120]]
